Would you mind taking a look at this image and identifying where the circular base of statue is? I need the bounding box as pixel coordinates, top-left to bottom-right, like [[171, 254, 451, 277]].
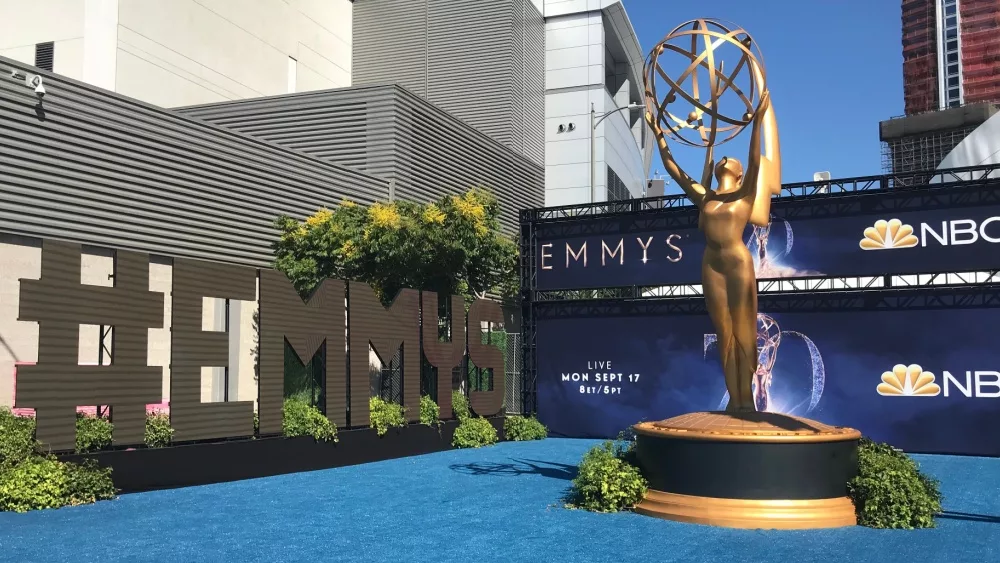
[[632, 411, 861, 530]]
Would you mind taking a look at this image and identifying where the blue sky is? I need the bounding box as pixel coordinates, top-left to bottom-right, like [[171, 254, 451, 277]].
[[621, 0, 904, 187]]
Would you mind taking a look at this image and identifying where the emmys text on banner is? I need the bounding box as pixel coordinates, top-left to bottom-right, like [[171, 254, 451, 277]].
[[535, 202, 1000, 290], [534, 307, 1000, 456]]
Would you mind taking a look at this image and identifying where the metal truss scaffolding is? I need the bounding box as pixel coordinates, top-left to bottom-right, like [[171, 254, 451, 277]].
[[517, 164, 1000, 415]]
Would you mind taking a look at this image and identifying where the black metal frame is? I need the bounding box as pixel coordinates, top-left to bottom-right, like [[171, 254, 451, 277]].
[[518, 164, 1000, 414]]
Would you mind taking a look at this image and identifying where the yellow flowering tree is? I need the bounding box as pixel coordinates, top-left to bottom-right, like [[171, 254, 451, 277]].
[[273, 188, 518, 304]]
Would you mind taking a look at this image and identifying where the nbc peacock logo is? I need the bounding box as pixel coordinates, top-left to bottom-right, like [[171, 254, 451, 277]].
[[859, 219, 919, 250], [876, 364, 941, 397]]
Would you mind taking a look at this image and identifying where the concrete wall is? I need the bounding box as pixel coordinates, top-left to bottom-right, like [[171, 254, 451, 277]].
[[0, 235, 258, 409], [542, 0, 650, 206], [0, 0, 352, 107]]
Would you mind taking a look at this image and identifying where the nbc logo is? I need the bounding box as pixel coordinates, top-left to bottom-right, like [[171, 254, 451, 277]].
[[860, 219, 919, 251], [876, 364, 941, 397]]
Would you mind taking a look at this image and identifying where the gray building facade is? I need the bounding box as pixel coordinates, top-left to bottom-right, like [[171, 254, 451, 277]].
[[177, 84, 544, 232], [0, 56, 390, 267], [351, 0, 545, 167]]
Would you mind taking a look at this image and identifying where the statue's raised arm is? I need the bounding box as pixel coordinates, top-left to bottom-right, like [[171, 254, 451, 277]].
[[644, 100, 709, 208], [746, 61, 782, 227]]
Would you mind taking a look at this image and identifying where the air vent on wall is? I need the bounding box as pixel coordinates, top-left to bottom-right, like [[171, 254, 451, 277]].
[[35, 42, 54, 72]]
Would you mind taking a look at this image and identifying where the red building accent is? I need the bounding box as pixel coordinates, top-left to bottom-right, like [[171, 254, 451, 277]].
[[902, 0, 940, 115], [959, 0, 1000, 105]]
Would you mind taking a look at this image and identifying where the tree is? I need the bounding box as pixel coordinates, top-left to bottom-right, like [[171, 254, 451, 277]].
[[272, 188, 518, 304]]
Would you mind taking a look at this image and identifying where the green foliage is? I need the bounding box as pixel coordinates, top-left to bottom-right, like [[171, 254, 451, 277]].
[[144, 412, 173, 449], [272, 188, 519, 304], [451, 390, 471, 421], [370, 396, 407, 436], [468, 329, 506, 393], [0, 410, 118, 513], [0, 408, 37, 470], [504, 415, 547, 441], [419, 395, 441, 427], [848, 438, 943, 529], [0, 456, 115, 513], [284, 340, 324, 407], [75, 413, 113, 454], [282, 398, 338, 442], [452, 416, 498, 449], [0, 456, 69, 512], [62, 459, 116, 507], [567, 438, 647, 513]]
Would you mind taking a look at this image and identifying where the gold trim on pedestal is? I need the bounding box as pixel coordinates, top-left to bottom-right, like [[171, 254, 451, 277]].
[[635, 490, 857, 529], [633, 412, 862, 444]]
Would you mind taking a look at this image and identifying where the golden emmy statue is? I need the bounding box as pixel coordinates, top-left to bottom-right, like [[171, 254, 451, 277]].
[[630, 19, 862, 530], [644, 19, 779, 411]]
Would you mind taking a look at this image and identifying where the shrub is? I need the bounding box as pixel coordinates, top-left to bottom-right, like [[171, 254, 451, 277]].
[[0, 456, 70, 512], [370, 397, 407, 436], [567, 439, 647, 513], [63, 459, 116, 506], [282, 398, 338, 442], [144, 412, 173, 449], [0, 408, 37, 470], [452, 416, 498, 448], [848, 438, 943, 529], [419, 395, 441, 427], [504, 415, 547, 441], [0, 456, 115, 513], [452, 390, 471, 421], [75, 413, 113, 454]]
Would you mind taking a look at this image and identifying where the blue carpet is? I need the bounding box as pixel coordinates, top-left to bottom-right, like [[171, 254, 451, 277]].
[[0, 439, 997, 563]]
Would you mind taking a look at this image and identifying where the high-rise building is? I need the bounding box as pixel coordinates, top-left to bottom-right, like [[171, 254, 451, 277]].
[[902, 0, 1000, 115], [883, 0, 1000, 174]]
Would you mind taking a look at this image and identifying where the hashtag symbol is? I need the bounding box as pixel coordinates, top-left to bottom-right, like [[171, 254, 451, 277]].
[[16, 241, 164, 450]]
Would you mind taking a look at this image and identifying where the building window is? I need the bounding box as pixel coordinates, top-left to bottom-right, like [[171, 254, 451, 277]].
[[939, 0, 962, 108], [34, 42, 54, 72], [606, 166, 632, 202]]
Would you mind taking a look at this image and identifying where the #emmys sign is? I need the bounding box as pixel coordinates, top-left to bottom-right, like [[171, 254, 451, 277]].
[[15, 239, 505, 451]]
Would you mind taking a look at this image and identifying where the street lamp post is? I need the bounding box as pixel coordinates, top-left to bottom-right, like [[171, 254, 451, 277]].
[[590, 101, 642, 203]]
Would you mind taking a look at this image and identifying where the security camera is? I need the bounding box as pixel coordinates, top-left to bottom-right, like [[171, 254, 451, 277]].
[[27, 75, 44, 98]]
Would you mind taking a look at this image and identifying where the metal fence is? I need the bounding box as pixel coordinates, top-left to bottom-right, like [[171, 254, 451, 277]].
[[504, 332, 523, 415]]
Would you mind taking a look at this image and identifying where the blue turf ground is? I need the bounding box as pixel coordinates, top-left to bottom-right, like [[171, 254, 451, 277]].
[[0, 438, 997, 563]]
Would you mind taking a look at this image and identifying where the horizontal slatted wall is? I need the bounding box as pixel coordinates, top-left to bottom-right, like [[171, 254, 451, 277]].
[[178, 86, 398, 182], [0, 57, 389, 267], [352, 0, 429, 97], [521, 0, 546, 167], [393, 87, 543, 232], [180, 85, 543, 233]]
